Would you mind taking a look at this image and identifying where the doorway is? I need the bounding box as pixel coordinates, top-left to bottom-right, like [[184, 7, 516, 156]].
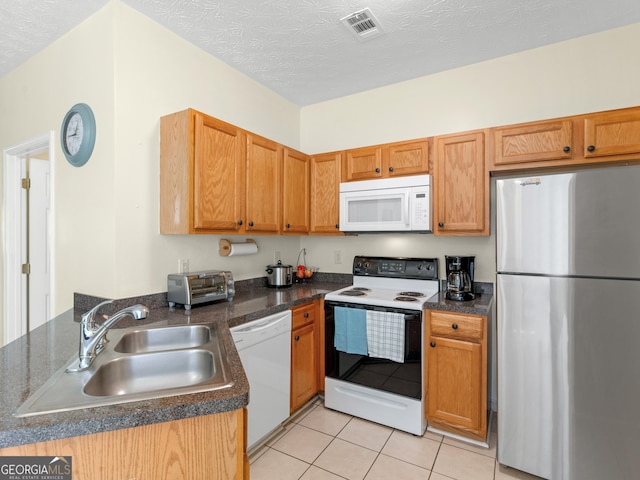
[[2, 132, 55, 346]]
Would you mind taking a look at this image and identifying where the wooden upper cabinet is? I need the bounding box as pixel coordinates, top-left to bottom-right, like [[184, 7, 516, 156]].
[[433, 130, 489, 236], [342, 140, 429, 182], [584, 108, 640, 158], [310, 152, 342, 235], [384, 139, 429, 177], [282, 148, 310, 234], [490, 106, 640, 171], [194, 113, 246, 232], [343, 146, 383, 181], [493, 120, 573, 166], [160, 109, 246, 234], [245, 134, 282, 233]]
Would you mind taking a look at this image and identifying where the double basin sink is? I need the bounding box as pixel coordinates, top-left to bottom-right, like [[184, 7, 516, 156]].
[[15, 322, 234, 417]]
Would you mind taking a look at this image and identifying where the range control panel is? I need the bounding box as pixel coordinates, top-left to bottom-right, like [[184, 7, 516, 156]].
[[352, 256, 438, 280]]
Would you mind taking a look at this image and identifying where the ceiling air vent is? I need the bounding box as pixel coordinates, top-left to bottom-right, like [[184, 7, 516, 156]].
[[341, 8, 385, 41]]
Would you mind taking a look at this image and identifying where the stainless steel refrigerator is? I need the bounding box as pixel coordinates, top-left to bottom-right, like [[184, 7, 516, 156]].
[[496, 165, 640, 480]]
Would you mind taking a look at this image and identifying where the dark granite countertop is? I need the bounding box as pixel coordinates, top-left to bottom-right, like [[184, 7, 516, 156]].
[[0, 275, 492, 449], [0, 279, 346, 449], [423, 291, 494, 316]]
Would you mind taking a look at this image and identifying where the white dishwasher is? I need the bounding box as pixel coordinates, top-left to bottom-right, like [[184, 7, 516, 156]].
[[230, 310, 292, 450]]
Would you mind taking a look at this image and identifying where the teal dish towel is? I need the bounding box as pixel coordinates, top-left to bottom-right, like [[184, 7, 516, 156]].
[[334, 307, 368, 355]]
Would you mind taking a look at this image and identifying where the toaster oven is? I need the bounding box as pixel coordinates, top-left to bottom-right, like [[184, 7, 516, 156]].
[[167, 270, 234, 310]]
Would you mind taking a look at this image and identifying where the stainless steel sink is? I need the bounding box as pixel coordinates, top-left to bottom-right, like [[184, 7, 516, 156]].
[[15, 322, 234, 417], [84, 349, 216, 396], [114, 325, 211, 354]]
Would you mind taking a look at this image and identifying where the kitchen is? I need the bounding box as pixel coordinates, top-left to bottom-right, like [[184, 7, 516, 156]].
[[1, 1, 640, 479]]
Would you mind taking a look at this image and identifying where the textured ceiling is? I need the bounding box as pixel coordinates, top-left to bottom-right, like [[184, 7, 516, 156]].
[[2, 0, 640, 105]]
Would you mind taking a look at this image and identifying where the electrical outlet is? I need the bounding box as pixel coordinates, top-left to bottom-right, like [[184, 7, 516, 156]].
[[178, 258, 189, 274], [334, 250, 342, 264], [274, 251, 281, 263]]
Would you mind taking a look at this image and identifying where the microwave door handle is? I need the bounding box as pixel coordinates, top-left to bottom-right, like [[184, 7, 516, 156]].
[[405, 195, 411, 226]]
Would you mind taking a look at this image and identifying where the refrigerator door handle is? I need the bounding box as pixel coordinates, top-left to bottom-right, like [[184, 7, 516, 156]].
[[518, 177, 541, 186]]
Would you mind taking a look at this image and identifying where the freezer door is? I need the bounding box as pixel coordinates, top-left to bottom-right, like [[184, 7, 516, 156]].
[[497, 173, 575, 275], [497, 165, 640, 277]]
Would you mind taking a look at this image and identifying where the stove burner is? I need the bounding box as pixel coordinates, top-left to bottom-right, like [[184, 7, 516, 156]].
[[394, 296, 419, 302], [397, 291, 425, 297], [340, 290, 367, 297], [352, 287, 371, 291]]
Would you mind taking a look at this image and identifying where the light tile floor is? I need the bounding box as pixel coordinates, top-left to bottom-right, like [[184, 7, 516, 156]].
[[249, 399, 543, 480]]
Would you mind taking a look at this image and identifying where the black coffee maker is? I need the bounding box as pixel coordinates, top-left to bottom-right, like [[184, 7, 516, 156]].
[[445, 256, 475, 301]]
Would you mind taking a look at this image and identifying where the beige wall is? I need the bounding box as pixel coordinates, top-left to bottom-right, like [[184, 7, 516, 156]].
[[0, 4, 117, 321], [0, 1, 302, 320], [1, 0, 639, 331], [300, 23, 640, 153], [299, 22, 640, 282]]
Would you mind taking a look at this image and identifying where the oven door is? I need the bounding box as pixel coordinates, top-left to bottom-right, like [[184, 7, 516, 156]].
[[324, 300, 422, 400]]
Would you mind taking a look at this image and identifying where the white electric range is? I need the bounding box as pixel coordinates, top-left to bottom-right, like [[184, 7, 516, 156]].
[[324, 256, 439, 435]]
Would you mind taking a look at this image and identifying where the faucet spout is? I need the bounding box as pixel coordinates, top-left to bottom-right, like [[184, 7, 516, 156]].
[[67, 303, 149, 372]]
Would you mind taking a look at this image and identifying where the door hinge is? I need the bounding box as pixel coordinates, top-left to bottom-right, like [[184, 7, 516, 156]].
[[22, 263, 31, 275], [21, 178, 30, 189]]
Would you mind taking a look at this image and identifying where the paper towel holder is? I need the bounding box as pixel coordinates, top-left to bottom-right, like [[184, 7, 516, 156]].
[[219, 239, 258, 256]]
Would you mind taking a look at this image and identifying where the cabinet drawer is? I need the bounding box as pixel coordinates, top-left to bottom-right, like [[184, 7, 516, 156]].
[[291, 302, 316, 329], [429, 311, 483, 342]]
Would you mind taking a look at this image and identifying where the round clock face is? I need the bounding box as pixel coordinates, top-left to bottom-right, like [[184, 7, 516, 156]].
[[64, 112, 84, 156], [61, 103, 96, 167]]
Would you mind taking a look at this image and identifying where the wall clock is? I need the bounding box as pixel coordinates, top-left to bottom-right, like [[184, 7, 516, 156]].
[[60, 103, 96, 167]]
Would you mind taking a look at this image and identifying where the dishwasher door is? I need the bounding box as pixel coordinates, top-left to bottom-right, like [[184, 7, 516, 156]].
[[231, 310, 292, 450]]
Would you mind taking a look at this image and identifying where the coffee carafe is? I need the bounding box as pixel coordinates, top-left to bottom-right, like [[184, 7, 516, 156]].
[[445, 256, 475, 301]]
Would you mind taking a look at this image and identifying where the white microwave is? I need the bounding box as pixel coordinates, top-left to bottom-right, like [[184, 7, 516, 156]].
[[339, 174, 431, 233]]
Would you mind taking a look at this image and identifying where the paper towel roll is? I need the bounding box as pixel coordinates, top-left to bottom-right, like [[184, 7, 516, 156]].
[[219, 239, 258, 256]]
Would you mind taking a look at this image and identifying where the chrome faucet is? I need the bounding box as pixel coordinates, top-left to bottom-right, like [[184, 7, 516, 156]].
[[67, 300, 149, 372]]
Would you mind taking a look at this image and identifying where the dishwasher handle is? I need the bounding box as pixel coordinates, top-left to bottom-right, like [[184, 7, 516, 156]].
[[231, 312, 290, 334]]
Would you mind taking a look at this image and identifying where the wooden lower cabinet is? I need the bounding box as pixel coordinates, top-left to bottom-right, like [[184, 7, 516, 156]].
[[424, 310, 487, 442], [290, 300, 320, 413], [0, 409, 248, 480]]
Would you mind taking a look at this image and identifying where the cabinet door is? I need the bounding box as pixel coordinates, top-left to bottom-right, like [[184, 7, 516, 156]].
[[433, 131, 489, 236], [193, 113, 246, 232], [584, 109, 640, 158], [246, 134, 282, 233], [384, 140, 429, 177], [426, 336, 483, 436], [282, 148, 310, 234], [494, 120, 573, 166], [343, 146, 383, 181], [310, 152, 342, 234], [291, 322, 317, 413], [0, 411, 246, 479]]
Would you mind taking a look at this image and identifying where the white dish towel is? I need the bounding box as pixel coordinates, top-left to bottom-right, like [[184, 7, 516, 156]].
[[365, 310, 405, 363]]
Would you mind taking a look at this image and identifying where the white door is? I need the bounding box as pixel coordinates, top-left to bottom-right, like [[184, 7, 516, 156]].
[[27, 157, 51, 330], [2, 132, 54, 346]]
